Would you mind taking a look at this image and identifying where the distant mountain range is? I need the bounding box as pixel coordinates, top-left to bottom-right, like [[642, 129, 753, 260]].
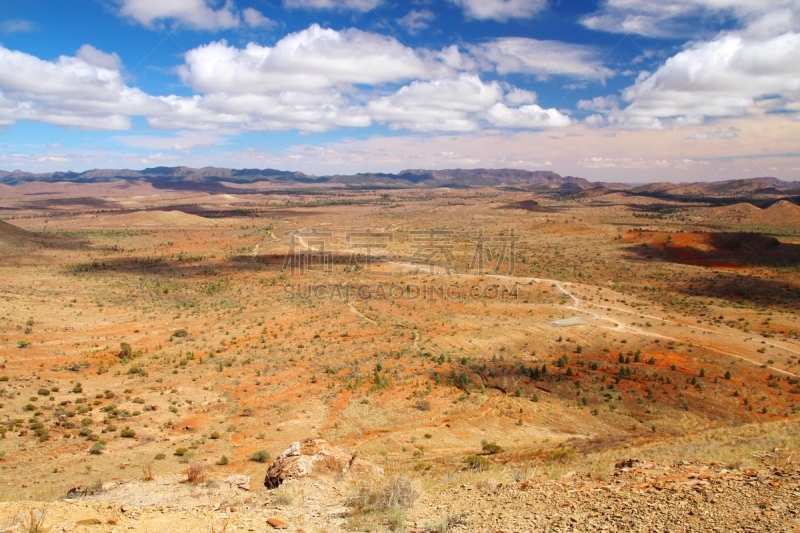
[[1, 166, 799, 198]]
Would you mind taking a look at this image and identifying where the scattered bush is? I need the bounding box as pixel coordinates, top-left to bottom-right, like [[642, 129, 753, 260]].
[[89, 442, 105, 455], [120, 428, 135, 438], [174, 447, 188, 457], [250, 450, 270, 463], [465, 455, 489, 471], [186, 462, 207, 484], [346, 475, 419, 512], [481, 440, 502, 455], [119, 342, 132, 358]]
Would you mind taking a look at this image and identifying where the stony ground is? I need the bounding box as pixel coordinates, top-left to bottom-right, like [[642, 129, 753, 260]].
[[0, 450, 797, 532], [409, 453, 800, 532]]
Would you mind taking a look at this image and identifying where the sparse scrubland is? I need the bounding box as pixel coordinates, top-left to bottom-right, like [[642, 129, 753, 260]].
[[0, 182, 798, 530]]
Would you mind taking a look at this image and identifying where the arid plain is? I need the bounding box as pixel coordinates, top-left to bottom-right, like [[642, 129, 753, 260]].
[[1, 177, 800, 531]]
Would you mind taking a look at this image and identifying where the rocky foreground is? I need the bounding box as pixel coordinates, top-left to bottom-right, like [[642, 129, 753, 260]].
[[410, 452, 799, 532], [0, 447, 797, 532]]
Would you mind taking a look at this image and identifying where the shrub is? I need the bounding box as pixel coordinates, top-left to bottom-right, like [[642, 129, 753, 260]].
[[186, 462, 207, 484], [346, 475, 419, 512], [209, 431, 220, 439], [174, 447, 188, 457], [218, 455, 229, 465], [481, 440, 502, 455], [154, 453, 166, 460], [37, 388, 50, 396], [465, 455, 489, 471], [120, 342, 132, 358], [89, 441, 105, 455], [725, 371, 732, 380], [550, 447, 575, 463], [251, 450, 270, 463], [120, 428, 135, 438]]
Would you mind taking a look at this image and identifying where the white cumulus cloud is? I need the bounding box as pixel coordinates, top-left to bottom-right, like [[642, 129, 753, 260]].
[[0, 19, 36, 34], [242, 8, 275, 28], [116, 0, 271, 31], [485, 103, 572, 128], [621, 31, 800, 125], [283, 0, 382, 11], [0, 46, 157, 130], [76, 45, 122, 70], [178, 25, 449, 95], [367, 75, 503, 132], [398, 9, 436, 35], [581, 10, 800, 130], [0, 24, 582, 136], [582, 0, 800, 38], [450, 0, 548, 21], [471, 38, 614, 80]]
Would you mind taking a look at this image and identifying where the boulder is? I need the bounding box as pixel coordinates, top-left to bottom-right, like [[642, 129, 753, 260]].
[[264, 438, 383, 489], [223, 474, 251, 491]]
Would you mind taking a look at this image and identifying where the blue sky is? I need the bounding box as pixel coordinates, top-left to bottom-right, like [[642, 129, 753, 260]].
[[0, 0, 799, 182]]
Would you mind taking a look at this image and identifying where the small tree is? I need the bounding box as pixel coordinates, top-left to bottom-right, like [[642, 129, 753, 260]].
[[120, 342, 132, 358], [725, 370, 732, 380]]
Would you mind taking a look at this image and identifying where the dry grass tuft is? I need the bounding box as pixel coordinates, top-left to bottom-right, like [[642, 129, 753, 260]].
[[20, 507, 48, 533], [346, 475, 420, 531], [140, 457, 154, 482], [424, 513, 467, 533], [186, 462, 207, 484], [273, 482, 306, 506], [347, 474, 419, 512]]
